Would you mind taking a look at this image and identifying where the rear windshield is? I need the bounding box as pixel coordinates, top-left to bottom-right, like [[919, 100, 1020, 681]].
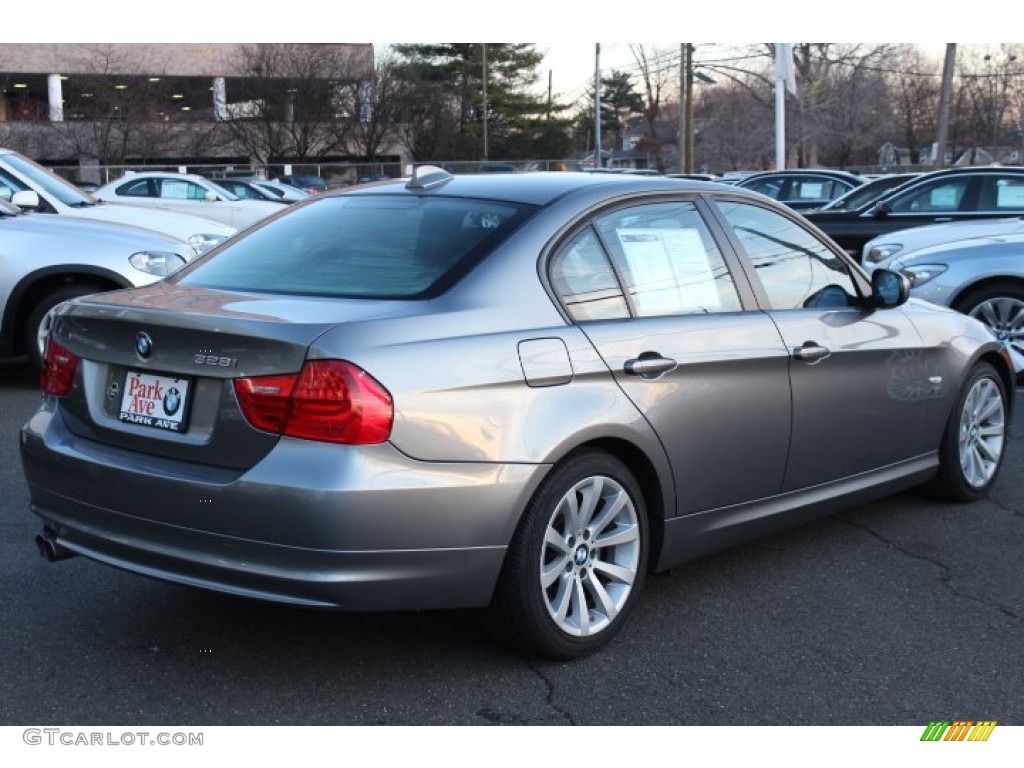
[[174, 195, 537, 299]]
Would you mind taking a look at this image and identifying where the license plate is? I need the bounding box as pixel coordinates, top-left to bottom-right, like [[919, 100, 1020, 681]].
[[118, 370, 192, 433]]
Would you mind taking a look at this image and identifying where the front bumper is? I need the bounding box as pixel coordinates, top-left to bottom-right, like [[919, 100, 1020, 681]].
[[21, 405, 548, 610]]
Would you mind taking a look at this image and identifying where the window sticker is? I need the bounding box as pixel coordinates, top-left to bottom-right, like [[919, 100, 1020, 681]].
[[799, 182, 824, 199], [928, 187, 959, 208], [617, 228, 721, 314], [996, 182, 1024, 208], [162, 180, 189, 200]]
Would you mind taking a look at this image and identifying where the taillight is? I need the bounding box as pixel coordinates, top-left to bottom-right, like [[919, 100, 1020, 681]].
[[40, 338, 79, 396], [234, 360, 393, 444]]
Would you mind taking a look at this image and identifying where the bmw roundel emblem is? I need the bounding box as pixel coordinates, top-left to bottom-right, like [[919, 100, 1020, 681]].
[[135, 332, 153, 359], [164, 387, 181, 416]]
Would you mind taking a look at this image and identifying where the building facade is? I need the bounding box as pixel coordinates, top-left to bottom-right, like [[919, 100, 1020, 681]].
[[0, 43, 389, 175]]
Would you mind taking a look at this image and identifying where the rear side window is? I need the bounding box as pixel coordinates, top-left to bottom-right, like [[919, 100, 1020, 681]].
[[116, 178, 154, 197], [889, 178, 969, 213], [175, 195, 537, 299]]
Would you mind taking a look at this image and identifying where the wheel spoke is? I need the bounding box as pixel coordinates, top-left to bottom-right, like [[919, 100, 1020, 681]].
[[541, 555, 570, 589], [591, 557, 635, 585], [588, 487, 627, 536], [593, 523, 639, 549], [575, 477, 604, 528], [559, 492, 581, 534], [584, 570, 618, 622], [544, 525, 570, 555], [572, 577, 589, 635], [551, 575, 573, 625]]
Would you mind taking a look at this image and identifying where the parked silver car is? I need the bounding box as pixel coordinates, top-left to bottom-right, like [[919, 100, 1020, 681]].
[[21, 169, 1013, 659], [866, 226, 1024, 377], [0, 198, 193, 367]]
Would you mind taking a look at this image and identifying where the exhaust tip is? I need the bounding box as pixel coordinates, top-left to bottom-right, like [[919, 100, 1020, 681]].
[[35, 531, 75, 562]]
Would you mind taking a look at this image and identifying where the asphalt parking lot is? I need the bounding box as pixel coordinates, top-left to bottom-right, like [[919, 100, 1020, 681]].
[[1, 357, 1021, 727]]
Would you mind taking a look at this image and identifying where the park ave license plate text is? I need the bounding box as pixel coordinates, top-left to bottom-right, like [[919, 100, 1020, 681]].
[[118, 371, 191, 432]]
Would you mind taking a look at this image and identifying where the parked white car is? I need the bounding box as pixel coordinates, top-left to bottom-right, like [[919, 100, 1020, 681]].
[[93, 172, 285, 230], [0, 149, 235, 254], [0, 198, 193, 367]]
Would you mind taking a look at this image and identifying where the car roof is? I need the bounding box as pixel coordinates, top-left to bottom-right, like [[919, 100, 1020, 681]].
[[739, 168, 863, 182], [335, 170, 719, 207]]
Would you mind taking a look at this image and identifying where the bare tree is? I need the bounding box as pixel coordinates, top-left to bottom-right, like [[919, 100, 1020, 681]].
[[343, 53, 406, 162], [47, 44, 176, 164], [887, 45, 941, 164], [222, 43, 365, 164], [630, 45, 675, 170]]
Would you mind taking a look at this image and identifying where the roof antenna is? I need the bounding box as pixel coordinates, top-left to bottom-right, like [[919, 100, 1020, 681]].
[[406, 165, 454, 190]]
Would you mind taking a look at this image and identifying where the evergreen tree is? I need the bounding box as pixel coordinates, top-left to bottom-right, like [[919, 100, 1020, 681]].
[[393, 44, 554, 160]]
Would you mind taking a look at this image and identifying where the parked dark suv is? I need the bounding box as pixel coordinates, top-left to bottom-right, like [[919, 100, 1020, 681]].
[[804, 166, 1024, 260]]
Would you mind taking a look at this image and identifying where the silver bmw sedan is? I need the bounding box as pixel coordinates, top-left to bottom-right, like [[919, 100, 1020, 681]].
[[21, 168, 1013, 659]]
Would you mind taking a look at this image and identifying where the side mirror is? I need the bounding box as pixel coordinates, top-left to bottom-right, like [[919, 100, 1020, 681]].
[[871, 200, 891, 219], [203, 191, 218, 202], [12, 190, 40, 209], [871, 268, 910, 308]]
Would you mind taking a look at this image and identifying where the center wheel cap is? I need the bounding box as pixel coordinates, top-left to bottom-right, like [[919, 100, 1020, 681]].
[[574, 544, 590, 567]]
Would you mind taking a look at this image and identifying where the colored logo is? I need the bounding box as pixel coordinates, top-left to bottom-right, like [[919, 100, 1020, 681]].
[[135, 332, 153, 359], [164, 387, 181, 416], [920, 721, 997, 742]]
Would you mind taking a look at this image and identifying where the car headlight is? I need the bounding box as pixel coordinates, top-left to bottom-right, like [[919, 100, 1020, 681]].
[[898, 263, 947, 288], [187, 233, 228, 254], [864, 243, 902, 263], [129, 251, 188, 276]]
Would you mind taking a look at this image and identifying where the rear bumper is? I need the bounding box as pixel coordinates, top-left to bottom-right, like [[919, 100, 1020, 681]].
[[21, 405, 548, 610]]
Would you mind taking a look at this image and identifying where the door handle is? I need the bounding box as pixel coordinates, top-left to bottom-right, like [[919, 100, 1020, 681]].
[[624, 355, 677, 378], [793, 342, 831, 363]]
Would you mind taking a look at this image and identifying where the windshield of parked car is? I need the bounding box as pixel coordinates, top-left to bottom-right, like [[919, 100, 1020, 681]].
[[174, 195, 538, 299], [0, 152, 97, 207]]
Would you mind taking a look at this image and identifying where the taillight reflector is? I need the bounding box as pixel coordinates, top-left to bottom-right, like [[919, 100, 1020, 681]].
[[234, 360, 393, 444], [40, 338, 79, 396]]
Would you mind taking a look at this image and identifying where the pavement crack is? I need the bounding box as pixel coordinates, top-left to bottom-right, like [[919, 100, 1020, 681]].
[[843, 518, 1022, 622], [988, 491, 1024, 520], [529, 661, 576, 725]]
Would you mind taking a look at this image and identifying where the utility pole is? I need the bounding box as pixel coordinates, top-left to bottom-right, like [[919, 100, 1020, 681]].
[[684, 44, 695, 173], [482, 43, 489, 160], [678, 44, 685, 173], [935, 44, 956, 169], [594, 44, 602, 168]]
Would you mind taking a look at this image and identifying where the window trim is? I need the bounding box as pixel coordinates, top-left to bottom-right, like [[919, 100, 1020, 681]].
[[541, 192, 761, 324], [702, 192, 872, 311]]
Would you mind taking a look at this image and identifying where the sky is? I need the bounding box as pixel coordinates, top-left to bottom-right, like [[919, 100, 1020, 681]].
[[6, 2, 977, 107]]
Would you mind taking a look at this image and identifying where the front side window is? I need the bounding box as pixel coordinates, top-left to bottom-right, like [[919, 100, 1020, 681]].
[[594, 201, 743, 317], [160, 180, 210, 200], [717, 200, 860, 310]]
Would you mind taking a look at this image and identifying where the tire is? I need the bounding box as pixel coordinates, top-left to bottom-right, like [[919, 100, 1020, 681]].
[[25, 284, 102, 369], [955, 282, 1024, 379], [930, 362, 1008, 502], [487, 450, 648, 660]]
